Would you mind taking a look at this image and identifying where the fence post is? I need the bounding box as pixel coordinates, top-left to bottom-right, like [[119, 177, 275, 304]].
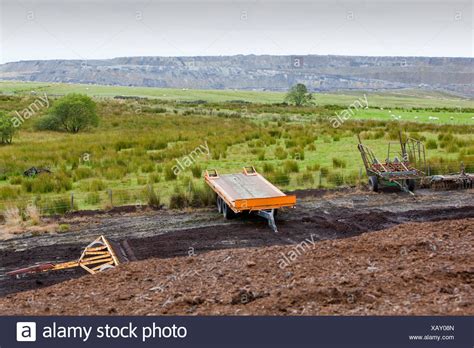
[[70, 192, 74, 211], [108, 189, 113, 207]]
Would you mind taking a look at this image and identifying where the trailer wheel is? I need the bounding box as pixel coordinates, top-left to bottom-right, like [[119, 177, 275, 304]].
[[406, 179, 416, 192], [216, 196, 223, 213], [368, 176, 378, 192], [222, 202, 235, 219]]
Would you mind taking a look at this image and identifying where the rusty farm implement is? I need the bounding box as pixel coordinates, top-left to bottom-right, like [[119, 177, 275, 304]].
[[357, 132, 426, 194], [430, 162, 474, 190]]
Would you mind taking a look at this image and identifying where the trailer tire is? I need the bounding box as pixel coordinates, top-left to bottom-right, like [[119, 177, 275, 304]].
[[368, 176, 378, 192], [222, 202, 235, 219], [216, 196, 223, 213], [406, 179, 416, 192]]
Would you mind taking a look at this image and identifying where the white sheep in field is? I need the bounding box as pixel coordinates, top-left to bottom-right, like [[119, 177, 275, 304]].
[[428, 116, 439, 120]]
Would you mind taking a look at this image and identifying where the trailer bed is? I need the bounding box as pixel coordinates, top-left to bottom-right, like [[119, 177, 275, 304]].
[[205, 167, 296, 232], [206, 168, 296, 212]]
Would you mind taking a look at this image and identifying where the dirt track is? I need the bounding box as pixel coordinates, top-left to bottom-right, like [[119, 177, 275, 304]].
[[1, 218, 472, 315], [0, 188, 473, 300]]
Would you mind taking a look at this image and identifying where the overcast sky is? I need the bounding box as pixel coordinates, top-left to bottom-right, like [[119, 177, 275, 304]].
[[0, 0, 472, 63]]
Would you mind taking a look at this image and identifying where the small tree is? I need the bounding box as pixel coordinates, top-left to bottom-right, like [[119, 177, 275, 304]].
[[285, 83, 314, 106], [48, 94, 99, 133], [0, 111, 16, 144]]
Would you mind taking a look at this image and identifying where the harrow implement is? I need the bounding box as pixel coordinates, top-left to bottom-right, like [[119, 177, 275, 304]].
[[357, 132, 426, 194], [430, 163, 474, 190]]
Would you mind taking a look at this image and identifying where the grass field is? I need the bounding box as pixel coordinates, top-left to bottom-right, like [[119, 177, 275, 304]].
[[2, 80, 474, 109], [0, 81, 473, 215]]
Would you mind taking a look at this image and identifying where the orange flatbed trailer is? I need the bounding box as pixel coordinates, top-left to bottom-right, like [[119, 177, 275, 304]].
[[205, 166, 296, 232]]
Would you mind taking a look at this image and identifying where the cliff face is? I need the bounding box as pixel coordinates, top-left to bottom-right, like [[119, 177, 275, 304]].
[[1, 55, 472, 96]]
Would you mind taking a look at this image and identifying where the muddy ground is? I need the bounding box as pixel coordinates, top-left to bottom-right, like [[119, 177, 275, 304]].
[[0, 218, 472, 315], [0, 188, 473, 301]]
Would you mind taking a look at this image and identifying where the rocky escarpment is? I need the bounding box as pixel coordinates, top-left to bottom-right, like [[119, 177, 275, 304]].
[[1, 55, 472, 96]]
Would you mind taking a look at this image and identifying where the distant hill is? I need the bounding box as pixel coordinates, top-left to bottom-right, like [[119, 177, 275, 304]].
[[1, 55, 472, 97]]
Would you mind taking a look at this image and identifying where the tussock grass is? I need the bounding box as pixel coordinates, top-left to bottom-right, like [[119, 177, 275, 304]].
[[0, 94, 473, 214]]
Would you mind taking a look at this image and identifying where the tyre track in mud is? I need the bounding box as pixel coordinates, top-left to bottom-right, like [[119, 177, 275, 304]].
[[1, 188, 473, 297]]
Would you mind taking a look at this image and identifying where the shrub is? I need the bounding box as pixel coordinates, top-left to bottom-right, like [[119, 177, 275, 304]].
[[102, 166, 127, 180], [274, 146, 288, 160], [144, 185, 160, 207], [45, 94, 99, 133], [327, 171, 345, 186], [189, 184, 214, 208], [296, 172, 314, 185], [0, 185, 20, 199], [320, 167, 329, 176], [270, 171, 290, 186], [144, 140, 167, 151], [150, 107, 167, 113], [112, 189, 132, 205], [81, 179, 105, 192], [115, 140, 136, 151], [148, 172, 161, 184], [164, 164, 178, 181], [409, 132, 426, 141], [438, 133, 453, 142], [426, 139, 438, 150], [0, 111, 17, 144], [22, 173, 72, 194], [38, 196, 74, 215], [284, 160, 299, 173], [25, 204, 41, 225], [9, 176, 23, 185], [344, 171, 360, 186], [190, 164, 202, 178], [85, 192, 101, 205], [262, 162, 275, 173], [140, 162, 156, 173], [169, 189, 189, 209], [290, 148, 305, 160], [332, 157, 347, 168], [307, 163, 320, 171], [446, 143, 459, 153], [73, 167, 94, 181], [4, 206, 21, 225], [58, 224, 70, 233], [34, 115, 61, 131], [285, 83, 314, 106]]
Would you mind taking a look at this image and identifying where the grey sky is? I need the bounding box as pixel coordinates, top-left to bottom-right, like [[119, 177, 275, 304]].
[[0, 0, 472, 63]]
